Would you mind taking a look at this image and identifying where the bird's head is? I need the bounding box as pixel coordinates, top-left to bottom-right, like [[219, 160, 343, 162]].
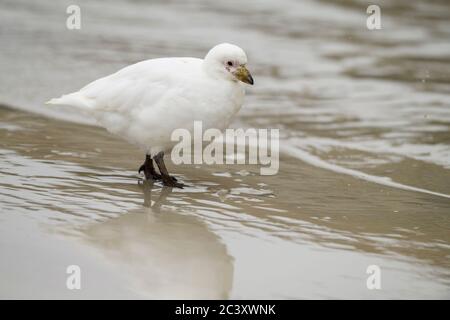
[[204, 43, 254, 85]]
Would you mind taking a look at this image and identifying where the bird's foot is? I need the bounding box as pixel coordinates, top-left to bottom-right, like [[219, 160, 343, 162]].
[[162, 176, 184, 188], [150, 171, 177, 182], [151, 151, 182, 188], [167, 175, 178, 182], [149, 172, 163, 180], [138, 164, 179, 184]]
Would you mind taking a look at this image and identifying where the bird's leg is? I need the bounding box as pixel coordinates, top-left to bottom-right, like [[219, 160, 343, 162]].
[[138, 154, 162, 180], [153, 151, 184, 188]]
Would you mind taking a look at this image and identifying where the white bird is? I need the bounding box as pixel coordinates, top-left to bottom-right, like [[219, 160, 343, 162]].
[[47, 43, 253, 188]]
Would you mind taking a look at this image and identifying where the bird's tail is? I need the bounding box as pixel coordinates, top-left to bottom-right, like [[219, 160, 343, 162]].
[[45, 92, 93, 110]]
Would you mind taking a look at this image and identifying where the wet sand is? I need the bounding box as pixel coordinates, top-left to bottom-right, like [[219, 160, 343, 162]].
[[1, 106, 449, 299], [1, 0, 449, 299]]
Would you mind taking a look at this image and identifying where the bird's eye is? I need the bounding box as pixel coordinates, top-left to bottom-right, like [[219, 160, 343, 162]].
[[227, 61, 233, 66]]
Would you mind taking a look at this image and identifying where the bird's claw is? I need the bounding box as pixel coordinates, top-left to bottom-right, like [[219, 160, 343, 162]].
[[139, 164, 168, 181], [150, 173, 163, 180], [162, 179, 184, 189], [151, 173, 178, 183]]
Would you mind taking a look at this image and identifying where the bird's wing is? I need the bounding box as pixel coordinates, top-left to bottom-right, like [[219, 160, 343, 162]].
[[47, 57, 203, 114]]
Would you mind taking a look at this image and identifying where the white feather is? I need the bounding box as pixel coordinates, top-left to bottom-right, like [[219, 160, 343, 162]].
[[47, 43, 249, 156]]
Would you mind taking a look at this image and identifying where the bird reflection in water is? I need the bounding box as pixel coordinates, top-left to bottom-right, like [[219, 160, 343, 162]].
[[81, 179, 234, 299]]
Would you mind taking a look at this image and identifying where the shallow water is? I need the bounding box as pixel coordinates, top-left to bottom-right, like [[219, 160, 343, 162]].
[[0, 0, 449, 299]]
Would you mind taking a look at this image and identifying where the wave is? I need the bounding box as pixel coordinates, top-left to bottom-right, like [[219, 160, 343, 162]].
[[281, 144, 450, 200]]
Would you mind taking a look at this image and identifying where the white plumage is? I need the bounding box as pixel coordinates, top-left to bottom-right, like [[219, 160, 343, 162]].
[[47, 43, 253, 187]]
